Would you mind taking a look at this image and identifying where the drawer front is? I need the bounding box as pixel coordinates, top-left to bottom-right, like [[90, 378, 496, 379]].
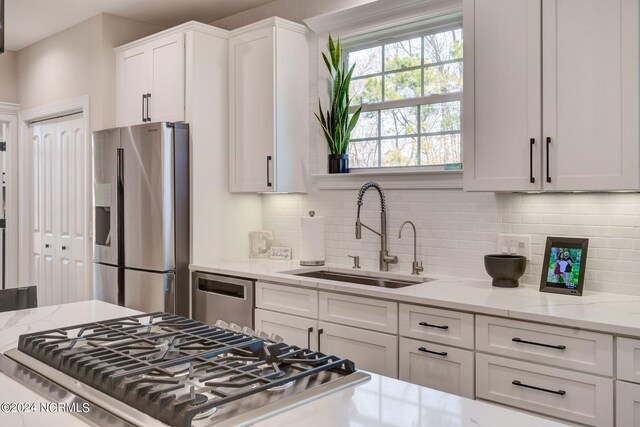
[[319, 321, 398, 378], [399, 304, 474, 349], [617, 381, 640, 427], [319, 292, 398, 334], [476, 315, 613, 375], [255, 282, 318, 318], [476, 354, 613, 426], [618, 338, 640, 383], [399, 337, 474, 399]]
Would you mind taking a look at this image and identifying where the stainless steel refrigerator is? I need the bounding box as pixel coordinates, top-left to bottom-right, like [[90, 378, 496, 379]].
[[92, 122, 189, 316]]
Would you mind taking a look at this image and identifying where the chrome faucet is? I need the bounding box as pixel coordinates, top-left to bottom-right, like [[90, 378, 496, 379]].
[[399, 220, 424, 275], [355, 182, 398, 271]]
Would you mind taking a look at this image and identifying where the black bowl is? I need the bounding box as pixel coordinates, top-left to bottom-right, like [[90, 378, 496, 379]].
[[484, 254, 527, 288]]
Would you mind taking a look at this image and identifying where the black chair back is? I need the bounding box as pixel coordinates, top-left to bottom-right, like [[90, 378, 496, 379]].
[[0, 286, 38, 313]]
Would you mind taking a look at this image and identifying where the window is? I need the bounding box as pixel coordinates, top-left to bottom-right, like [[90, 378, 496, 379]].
[[346, 23, 463, 170]]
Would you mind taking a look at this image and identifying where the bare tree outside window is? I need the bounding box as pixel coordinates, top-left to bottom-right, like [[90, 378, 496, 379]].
[[347, 26, 463, 169]]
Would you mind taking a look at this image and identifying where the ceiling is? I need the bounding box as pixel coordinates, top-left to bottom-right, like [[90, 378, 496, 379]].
[[4, 0, 276, 51]]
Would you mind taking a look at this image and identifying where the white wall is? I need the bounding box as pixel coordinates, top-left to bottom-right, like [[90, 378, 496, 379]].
[[0, 51, 18, 103], [16, 13, 162, 130]]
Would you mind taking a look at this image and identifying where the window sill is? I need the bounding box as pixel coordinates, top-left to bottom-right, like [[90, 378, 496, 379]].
[[311, 169, 463, 191]]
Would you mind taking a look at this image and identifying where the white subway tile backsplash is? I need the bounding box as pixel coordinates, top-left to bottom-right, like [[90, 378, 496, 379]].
[[261, 190, 640, 296]]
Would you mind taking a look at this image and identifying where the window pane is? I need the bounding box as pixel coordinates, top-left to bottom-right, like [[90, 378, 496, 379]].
[[351, 111, 379, 139], [348, 46, 382, 77], [420, 134, 461, 165], [349, 140, 379, 167], [420, 101, 461, 134], [382, 137, 418, 166], [350, 76, 382, 104], [424, 28, 463, 64], [381, 106, 418, 137], [384, 69, 421, 100], [384, 38, 421, 71], [424, 61, 463, 95]]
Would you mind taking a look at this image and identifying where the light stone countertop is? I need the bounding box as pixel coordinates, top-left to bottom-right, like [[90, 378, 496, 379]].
[[0, 300, 566, 427], [191, 259, 640, 336]]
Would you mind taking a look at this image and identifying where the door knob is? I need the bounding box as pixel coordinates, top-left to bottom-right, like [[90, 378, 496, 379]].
[[61, 245, 67, 250], [44, 243, 50, 248]]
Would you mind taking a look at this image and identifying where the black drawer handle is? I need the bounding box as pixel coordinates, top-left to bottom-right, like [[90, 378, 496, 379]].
[[512, 337, 566, 350], [307, 327, 313, 349], [512, 380, 566, 396], [546, 137, 551, 183], [419, 321, 448, 330], [317, 328, 323, 352], [266, 155, 272, 187], [529, 138, 535, 183], [418, 347, 447, 357]]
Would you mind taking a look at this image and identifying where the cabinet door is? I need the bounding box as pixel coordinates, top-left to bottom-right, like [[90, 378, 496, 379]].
[[617, 381, 640, 427], [116, 46, 150, 127], [319, 321, 398, 378], [399, 337, 474, 398], [255, 309, 318, 351], [149, 32, 185, 123], [229, 27, 275, 192], [463, 0, 542, 191], [542, 0, 639, 190]]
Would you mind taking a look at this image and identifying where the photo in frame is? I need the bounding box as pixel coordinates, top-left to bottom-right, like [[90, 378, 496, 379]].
[[540, 237, 589, 296]]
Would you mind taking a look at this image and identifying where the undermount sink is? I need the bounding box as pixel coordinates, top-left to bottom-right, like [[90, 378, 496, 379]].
[[290, 270, 433, 289]]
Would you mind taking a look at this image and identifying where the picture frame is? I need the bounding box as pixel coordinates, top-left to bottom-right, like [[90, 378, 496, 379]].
[[539, 237, 589, 296]]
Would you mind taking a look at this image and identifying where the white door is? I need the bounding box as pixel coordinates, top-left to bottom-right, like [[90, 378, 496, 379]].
[[463, 0, 542, 191], [116, 46, 150, 127], [229, 27, 275, 192], [542, 0, 639, 190], [319, 321, 398, 378], [617, 381, 640, 427], [255, 309, 318, 351], [149, 32, 185, 123], [31, 114, 88, 306]]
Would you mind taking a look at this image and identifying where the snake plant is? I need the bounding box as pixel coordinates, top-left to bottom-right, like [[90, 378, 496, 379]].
[[315, 35, 362, 155]]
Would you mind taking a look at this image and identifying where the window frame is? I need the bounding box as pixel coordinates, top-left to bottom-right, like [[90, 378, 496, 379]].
[[344, 19, 464, 171]]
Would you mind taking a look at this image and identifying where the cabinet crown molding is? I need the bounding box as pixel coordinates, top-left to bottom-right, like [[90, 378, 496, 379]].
[[229, 17, 308, 37], [114, 21, 228, 53]]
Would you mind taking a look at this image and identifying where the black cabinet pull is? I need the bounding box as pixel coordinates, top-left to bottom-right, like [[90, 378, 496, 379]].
[[142, 94, 147, 122], [307, 327, 313, 349], [145, 93, 151, 122], [418, 347, 447, 357], [512, 380, 566, 396], [44, 243, 50, 249], [317, 328, 323, 352], [266, 155, 272, 187], [529, 138, 535, 183], [546, 137, 551, 183], [61, 245, 67, 251], [512, 337, 566, 350], [419, 321, 449, 330]]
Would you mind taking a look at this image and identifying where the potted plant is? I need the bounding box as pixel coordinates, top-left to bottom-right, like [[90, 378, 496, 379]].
[[315, 36, 362, 174]]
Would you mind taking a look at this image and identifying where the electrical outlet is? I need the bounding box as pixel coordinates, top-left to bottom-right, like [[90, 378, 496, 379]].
[[497, 234, 531, 259]]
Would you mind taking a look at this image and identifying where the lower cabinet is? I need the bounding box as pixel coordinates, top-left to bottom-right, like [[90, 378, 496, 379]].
[[254, 308, 318, 351], [617, 381, 640, 427], [318, 321, 398, 378], [476, 353, 613, 427], [399, 337, 474, 399]]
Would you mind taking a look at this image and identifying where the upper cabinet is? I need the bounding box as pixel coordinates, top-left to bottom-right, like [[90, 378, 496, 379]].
[[116, 31, 185, 126], [463, 0, 639, 192], [228, 18, 309, 193]]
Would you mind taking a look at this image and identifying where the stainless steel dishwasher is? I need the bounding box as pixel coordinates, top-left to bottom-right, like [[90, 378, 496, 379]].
[[192, 271, 254, 327]]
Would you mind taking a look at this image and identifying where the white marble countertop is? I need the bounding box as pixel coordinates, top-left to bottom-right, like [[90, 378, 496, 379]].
[[0, 300, 566, 427], [191, 259, 640, 336]]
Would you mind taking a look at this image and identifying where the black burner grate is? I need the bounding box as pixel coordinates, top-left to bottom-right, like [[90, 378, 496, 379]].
[[17, 312, 355, 427]]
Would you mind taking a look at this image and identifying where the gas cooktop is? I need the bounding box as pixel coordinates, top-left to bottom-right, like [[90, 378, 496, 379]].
[[0, 313, 369, 426]]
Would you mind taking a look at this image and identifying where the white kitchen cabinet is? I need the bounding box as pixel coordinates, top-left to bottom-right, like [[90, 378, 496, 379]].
[[116, 31, 184, 126], [255, 281, 318, 319], [617, 381, 640, 427], [399, 337, 474, 399], [255, 308, 318, 351], [618, 338, 640, 384], [476, 353, 613, 426], [228, 17, 308, 193], [319, 321, 398, 378], [464, 0, 640, 191], [319, 292, 397, 334], [399, 304, 474, 349]]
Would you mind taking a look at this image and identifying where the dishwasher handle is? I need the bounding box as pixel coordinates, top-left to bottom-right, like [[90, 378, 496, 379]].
[[195, 274, 251, 300]]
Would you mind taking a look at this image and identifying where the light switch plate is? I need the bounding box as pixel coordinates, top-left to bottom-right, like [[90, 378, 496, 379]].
[[497, 234, 531, 259]]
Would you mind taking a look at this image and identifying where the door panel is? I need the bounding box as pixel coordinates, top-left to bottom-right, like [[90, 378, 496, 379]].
[[124, 269, 174, 313], [150, 33, 185, 123], [116, 47, 150, 127], [122, 123, 174, 271], [254, 309, 318, 350]]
